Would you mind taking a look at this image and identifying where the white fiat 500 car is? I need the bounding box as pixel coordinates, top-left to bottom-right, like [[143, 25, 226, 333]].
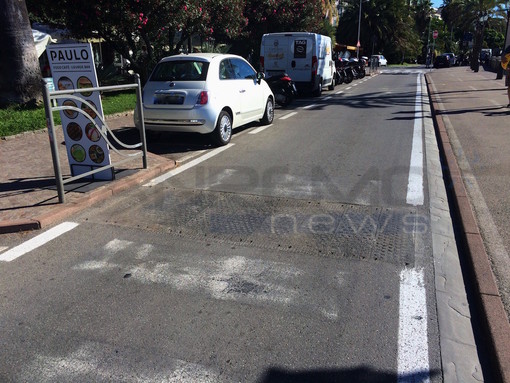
[[135, 53, 275, 145]]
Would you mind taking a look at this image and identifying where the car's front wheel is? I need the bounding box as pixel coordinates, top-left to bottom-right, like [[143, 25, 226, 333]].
[[212, 110, 232, 146], [261, 97, 274, 125]]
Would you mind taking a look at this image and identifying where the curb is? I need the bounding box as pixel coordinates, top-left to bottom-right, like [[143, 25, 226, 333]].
[[0, 156, 176, 235], [425, 73, 510, 383]]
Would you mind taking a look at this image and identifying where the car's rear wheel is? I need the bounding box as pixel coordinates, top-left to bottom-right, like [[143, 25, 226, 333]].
[[212, 110, 232, 146], [261, 97, 274, 125]]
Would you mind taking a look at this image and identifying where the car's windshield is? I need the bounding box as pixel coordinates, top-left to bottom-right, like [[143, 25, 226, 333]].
[[150, 60, 209, 81]]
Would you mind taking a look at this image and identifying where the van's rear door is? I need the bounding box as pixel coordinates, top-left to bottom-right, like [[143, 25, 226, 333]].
[[263, 34, 290, 76], [288, 35, 314, 83]]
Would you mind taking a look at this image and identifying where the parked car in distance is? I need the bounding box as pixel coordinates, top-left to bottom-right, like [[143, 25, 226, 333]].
[[443, 52, 457, 66], [371, 54, 388, 66], [134, 53, 275, 146], [434, 54, 451, 68]]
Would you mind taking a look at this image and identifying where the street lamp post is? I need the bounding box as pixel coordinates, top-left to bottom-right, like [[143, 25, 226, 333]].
[[356, 0, 362, 59]]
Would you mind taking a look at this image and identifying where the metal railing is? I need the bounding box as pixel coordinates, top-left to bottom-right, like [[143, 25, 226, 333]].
[[42, 74, 147, 203]]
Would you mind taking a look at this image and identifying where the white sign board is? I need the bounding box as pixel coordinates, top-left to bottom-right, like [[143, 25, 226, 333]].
[[47, 43, 113, 180]]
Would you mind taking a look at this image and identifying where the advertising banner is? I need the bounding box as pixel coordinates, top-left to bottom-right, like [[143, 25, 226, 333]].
[[47, 43, 113, 180]]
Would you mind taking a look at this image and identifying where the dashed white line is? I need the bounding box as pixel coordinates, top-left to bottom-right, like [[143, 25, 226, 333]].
[[144, 144, 234, 187], [0, 222, 79, 262], [248, 124, 273, 135], [279, 111, 298, 120], [303, 104, 318, 109], [335, 90, 344, 95]]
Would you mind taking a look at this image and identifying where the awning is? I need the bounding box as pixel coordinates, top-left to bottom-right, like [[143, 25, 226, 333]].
[[32, 29, 55, 58]]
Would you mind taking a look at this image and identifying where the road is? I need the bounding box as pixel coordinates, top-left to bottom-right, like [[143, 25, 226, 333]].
[[0, 68, 484, 382]]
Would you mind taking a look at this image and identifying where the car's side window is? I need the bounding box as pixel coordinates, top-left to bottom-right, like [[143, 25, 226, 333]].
[[219, 60, 236, 80], [231, 59, 256, 80]]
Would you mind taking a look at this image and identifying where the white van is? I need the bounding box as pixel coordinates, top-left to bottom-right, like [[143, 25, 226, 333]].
[[260, 32, 335, 96]]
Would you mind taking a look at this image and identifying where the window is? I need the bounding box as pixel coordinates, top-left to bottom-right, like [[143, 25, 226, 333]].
[[150, 60, 209, 81], [219, 60, 236, 80], [231, 58, 256, 80]]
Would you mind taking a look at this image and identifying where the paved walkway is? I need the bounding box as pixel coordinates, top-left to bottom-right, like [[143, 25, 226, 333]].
[[425, 66, 510, 383], [0, 113, 176, 233]]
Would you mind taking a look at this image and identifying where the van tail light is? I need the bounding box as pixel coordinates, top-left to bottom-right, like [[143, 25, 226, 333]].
[[312, 56, 318, 75], [196, 91, 208, 105], [260, 56, 264, 71]]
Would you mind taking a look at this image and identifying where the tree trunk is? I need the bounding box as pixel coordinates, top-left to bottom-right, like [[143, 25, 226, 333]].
[[0, 0, 42, 107]]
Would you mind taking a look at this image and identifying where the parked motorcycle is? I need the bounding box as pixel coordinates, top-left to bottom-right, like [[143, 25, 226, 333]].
[[349, 58, 366, 79], [265, 72, 297, 107], [335, 58, 353, 84]]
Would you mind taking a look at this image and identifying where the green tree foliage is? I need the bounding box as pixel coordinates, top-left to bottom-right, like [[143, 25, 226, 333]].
[[336, 0, 422, 62], [27, 0, 326, 80]]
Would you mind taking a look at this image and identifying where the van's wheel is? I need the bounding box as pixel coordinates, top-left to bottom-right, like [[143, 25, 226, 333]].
[[328, 80, 335, 90], [212, 110, 232, 146], [313, 79, 322, 97], [261, 97, 274, 125]]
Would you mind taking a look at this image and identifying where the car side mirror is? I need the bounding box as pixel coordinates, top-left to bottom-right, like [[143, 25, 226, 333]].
[[257, 72, 265, 84]]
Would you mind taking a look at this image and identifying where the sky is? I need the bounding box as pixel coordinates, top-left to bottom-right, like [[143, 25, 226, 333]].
[[431, 0, 443, 8]]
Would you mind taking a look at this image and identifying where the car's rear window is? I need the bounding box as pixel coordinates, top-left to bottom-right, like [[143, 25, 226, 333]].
[[150, 60, 209, 81]]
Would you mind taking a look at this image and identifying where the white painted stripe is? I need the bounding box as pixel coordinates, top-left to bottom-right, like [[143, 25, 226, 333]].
[[323, 96, 332, 100], [302, 104, 318, 109], [0, 246, 8, 253], [0, 222, 79, 262], [248, 124, 273, 135], [406, 74, 424, 206], [279, 111, 298, 120], [144, 144, 234, 187], [398, 268, 430, 382], [335, 90, 344, 95], [345, 86, 353, 90]]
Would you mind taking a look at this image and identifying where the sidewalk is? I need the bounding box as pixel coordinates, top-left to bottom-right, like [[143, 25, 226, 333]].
[[425, 66, 510, 382], [0, 113, 176, 234]]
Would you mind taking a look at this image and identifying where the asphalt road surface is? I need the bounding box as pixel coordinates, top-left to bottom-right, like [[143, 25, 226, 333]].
[[0, 68, 483, 382]]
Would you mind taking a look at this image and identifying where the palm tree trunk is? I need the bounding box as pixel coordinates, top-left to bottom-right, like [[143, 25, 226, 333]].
[[0, 0, 42, 107]]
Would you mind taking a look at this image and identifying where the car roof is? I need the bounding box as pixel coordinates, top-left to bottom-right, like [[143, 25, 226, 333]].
[[158, 53, 244, 63]]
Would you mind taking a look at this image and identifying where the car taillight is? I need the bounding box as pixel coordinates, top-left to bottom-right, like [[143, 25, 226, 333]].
[[260, 56, 264, 71], [196, 91, 208, 105], [280, 76, 292, 82], [312, 56, 318, 75]]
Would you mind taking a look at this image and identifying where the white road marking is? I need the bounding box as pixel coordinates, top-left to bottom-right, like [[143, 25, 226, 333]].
[[303, 104, 325, 110], [323, 96, 332, 100], [0, 222, 79, 262], [279, 111, 298, 120], [248, 124, 273, 134], [144, 144, 234, 187], [0, 246, 8, 253], [346, 86, 353, 90], [406, 74, 424, 206], [335, 90, 344, 94], [398, 268, 430, 382]]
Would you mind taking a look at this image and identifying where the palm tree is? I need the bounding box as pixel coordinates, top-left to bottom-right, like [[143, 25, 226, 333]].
[[0, 0, 42, 107]]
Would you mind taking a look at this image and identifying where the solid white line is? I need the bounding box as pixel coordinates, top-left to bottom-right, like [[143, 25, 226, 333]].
[[248, 124, 273, 135], [279, 111, 298, 120], [0, 222, 79, 262], [406, 74, 424, 206], [398, 268, 430, 382], [144, 143, 234, 187]]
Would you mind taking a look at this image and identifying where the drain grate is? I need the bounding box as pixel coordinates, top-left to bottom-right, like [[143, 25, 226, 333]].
[[98, 188, 421, 266]]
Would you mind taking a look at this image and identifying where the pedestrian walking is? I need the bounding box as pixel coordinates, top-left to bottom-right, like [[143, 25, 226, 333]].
[[501, 46, 510, 107]]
